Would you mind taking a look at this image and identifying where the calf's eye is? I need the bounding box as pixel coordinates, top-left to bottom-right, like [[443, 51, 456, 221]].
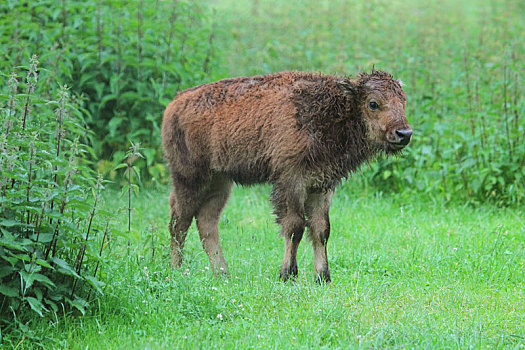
[[369, 101, 379, 110]]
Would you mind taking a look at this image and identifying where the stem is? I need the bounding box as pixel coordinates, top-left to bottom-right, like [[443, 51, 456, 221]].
[[76, 195, 98, 273], [25, 154, 33, 232], [61, 0, 66, 44], [45, 177, 70, 259], [95, 222, 109, 277], [96, 1, 103, 66], [162, 0, 178, 90], [202, 28, 215, 74], [463, 53, 475, 137], [116, 16, 122, 114], [475, 81, 487, 150], [50, 118, 64, 216], [71, 195, 98, 298], [151, 224, 155, 259], [127, 166, 131, 250], [513, 71, 519, 144], [35, 209, 44, 244], [88, 222, 109, 300], [22, 94, 31, 130], [137, 0, 144, 80], [503, 63, 513, 159]]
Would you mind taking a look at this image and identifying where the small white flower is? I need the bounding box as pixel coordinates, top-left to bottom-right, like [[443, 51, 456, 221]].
[[211, 286, 218, 291], [217, 313, 223, 321], [205, 266, 210, 270], [184, 269, 190, 275]]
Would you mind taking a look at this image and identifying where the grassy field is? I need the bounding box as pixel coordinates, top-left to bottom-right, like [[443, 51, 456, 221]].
[[1, 0, 524, 348], [9, 184, 524, 348]]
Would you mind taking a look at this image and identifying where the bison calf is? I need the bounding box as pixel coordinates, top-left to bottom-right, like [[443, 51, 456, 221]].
[[162, 70, 412, 282]]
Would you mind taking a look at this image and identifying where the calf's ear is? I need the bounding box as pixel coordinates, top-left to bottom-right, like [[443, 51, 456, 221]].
[[337, 79, 357, 96]]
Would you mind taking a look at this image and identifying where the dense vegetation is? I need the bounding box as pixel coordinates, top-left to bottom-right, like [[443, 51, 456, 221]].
[[1, 0, 215, 337], [1, 0, 216, 183], [0, 55, 110, 325], [0, 0, 523, 348], [1, 0, 523, 202]]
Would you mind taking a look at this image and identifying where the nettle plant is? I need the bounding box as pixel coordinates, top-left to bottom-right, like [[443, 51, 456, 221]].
[[1, 1, 218, 185], [0, 56, 111, 321]]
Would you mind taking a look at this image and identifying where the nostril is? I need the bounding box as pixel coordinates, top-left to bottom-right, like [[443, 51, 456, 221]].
[[395, 129, 413, 139], [395, 129, 413, 145]]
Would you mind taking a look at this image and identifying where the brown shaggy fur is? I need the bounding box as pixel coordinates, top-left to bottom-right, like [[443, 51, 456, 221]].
[[162, 70, 411, 282]]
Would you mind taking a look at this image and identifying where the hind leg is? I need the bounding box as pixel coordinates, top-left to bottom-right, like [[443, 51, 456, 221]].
[[169, 183, 199, 269], [271, 181, 307, 281], [195, 176, 233, 275]]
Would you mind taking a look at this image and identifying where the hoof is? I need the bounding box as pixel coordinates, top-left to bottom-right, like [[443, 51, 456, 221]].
[[315, 269, 331, 285], [214, 266, 229, 278], [279, 265, 298, 282]]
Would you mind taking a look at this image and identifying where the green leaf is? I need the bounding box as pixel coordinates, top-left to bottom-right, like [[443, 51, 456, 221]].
[[0, 219, 23, 227], [35, 258, 54, 269], [33, 286, 43, 301], [0, 285, 19, 298], [67, 296, 88, 316], [99, 94, 118, 110], [51, 257, 80, 278], [0, 265, 15, 278], [33, 273, 56, 289], [26, 297, 46, 317], [114, 163, 128, 171], [44, 298, 58, 313], [30, 233, 54, 243], [0, 231, 29, 252], [84, 275, 105, 295]]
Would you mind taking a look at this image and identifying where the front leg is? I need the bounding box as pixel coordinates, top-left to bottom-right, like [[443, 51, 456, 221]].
[[305, 189, 334, 283], [271, 182, 307, 282]]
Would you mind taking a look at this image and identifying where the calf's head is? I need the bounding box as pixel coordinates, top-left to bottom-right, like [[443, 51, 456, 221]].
[[339, 70, 412, 153]]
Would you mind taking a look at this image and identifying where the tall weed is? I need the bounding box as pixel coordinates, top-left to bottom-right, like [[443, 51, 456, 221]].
[[0, 57, 109, 328]]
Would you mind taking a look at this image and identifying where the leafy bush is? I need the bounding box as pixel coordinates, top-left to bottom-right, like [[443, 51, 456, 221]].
[[0, 56, 109, 324], [0, 0, 217, 184]]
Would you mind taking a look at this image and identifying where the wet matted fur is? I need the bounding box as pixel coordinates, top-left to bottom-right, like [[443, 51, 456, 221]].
[[161, 70, 412, 282]]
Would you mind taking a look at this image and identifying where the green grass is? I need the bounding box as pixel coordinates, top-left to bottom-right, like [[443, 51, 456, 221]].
[[7, 184, 524, 348], [2, 0, 524, 348]]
